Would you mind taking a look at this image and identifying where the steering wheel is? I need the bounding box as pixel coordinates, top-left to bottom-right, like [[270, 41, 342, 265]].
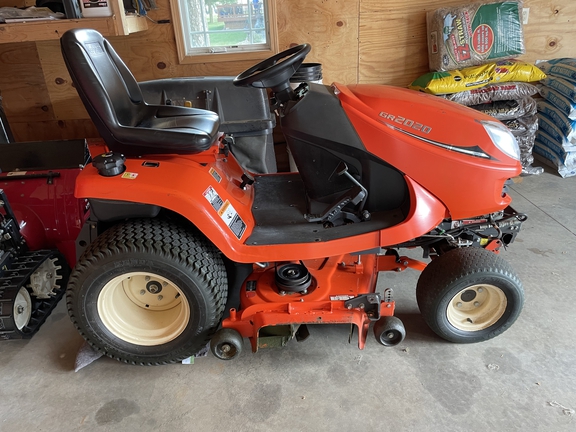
[[233, 44, 311, 92]]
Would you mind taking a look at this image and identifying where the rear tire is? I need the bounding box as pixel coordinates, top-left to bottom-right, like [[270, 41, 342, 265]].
[[416, 247, 524, 343], [67, 219, 227, 365]]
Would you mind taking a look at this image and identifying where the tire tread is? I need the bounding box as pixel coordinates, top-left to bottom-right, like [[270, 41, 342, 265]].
[[67, 218, 227, 365], [416, 247, 524, 343]]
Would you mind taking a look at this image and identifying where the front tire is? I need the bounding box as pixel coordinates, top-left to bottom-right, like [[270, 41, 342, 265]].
[[416, 247, 524, 343], [67, 219, 227, 365]]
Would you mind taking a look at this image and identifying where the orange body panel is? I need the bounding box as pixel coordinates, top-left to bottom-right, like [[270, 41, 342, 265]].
[[77, 139, 448, 263], [335, 84, 521, 219]]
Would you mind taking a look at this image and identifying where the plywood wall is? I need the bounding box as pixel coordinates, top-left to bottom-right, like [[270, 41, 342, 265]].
[[0, 0, 575, 142]]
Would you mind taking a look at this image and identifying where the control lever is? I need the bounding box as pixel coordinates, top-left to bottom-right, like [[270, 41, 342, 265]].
[[334, 162, 368, 213], [305, 162, 370, 224]]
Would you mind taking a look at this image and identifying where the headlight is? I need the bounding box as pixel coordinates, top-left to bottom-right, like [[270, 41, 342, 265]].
[[481, 120, 520, 161]]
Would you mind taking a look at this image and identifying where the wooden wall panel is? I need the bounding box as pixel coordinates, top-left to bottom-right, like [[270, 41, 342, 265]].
[[519, 1, 576, 63], [36, 40, 89, 121], [11, 119, 98, 142], [0, 42, 54, 123], [358, 0, 576, 86], [108, 23, 256, 82], [276, 0, 359, 85], [359, 0, 473, 86]]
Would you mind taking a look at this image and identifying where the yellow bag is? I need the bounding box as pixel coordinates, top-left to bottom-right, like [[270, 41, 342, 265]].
[[409, 60, 547, 95]]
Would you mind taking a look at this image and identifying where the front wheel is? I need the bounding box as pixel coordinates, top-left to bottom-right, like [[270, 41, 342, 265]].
[[416, 247, 524, 343], [67, 219, 228, 365]]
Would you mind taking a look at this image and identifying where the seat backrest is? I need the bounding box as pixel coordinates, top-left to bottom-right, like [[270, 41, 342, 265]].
[[61, 29, 144, 131], [60, 29, 220, 156]]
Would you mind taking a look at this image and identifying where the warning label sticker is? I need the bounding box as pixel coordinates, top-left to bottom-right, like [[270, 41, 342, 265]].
[[121, 172, 138, 180], [218, 200, 246, 240], [330, 295, 354, 301], [203, 186, 224, 212], [209, 167, 222, 183], [203, 186, 246, 240]]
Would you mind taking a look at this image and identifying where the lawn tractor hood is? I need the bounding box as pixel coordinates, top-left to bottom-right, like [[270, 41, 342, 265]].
[[335, 84, 522, 219]]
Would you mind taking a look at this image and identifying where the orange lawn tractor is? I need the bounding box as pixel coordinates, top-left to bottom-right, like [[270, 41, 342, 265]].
[[53, 29, 526, 365]]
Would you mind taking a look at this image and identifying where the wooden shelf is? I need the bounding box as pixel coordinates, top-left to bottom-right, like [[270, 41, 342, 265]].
[[0, 1, 147, 44]]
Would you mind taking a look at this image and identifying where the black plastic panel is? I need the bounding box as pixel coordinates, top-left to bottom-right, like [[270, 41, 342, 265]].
[[246, 174, 405, 245], [281, 84, 408, 211], [90, 199, 161, 222], [139, 77, 275, 135], [0, 140, 88, 172]]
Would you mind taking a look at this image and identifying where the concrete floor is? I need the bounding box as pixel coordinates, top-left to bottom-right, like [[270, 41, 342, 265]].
[[1, 165, 576, 432]]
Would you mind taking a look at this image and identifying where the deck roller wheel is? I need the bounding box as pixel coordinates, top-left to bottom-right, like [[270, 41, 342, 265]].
[[374, 316, 406, 347], [210, 328, 243, 360]]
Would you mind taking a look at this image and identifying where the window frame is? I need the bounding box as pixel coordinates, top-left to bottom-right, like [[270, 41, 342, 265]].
[[170, 0, 279, 64]]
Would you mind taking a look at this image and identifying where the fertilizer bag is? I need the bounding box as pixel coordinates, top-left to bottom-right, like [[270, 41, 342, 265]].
[[427, 1, 525, 71]]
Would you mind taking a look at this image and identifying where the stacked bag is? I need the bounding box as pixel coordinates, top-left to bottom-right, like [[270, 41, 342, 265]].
[[532, 59, 576, 178], [408, 0, 546, 175]]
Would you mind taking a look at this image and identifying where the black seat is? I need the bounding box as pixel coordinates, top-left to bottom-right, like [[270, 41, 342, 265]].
[[60, 29, 220, 156]]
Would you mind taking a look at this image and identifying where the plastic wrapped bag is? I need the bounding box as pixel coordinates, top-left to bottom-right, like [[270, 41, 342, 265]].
[[443, 81, 538, 106], [470, 96, 536, 120], [534, 132, 576, 178], [535, 129, 576, 165], [409, 61, 546, 95], [0, 6, 64, 22], [540, 76, 576, 101], [470, 96, 538, 170], [426, 1, 525, 71], [502, 113, 537, 168], [537, 59, 576, 83], [537, 112, 576, 149], [538, 84, 576, 119], [536, 99, 576, 137]]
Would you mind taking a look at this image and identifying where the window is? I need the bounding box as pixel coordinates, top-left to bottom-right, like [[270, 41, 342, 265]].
[[171, 0, 278, 63]]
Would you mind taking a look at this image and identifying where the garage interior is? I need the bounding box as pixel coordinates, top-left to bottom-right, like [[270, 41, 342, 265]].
[[1, 0, 576, 430]]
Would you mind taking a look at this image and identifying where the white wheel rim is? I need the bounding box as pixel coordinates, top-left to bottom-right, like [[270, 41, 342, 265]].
[[14, 287, 32, 330], [446, 284, 507, 332], [97, 272, 190, 346]]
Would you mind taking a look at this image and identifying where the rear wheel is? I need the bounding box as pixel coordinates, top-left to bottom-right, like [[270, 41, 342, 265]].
[[67, 219, 228, 365], [416, 247, 524, 343]]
